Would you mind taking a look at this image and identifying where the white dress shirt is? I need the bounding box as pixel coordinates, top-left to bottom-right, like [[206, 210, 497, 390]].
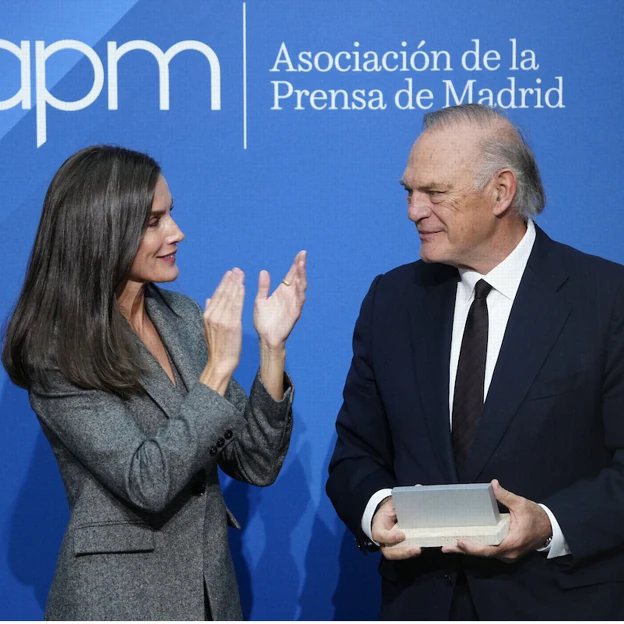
[[362, 219, 570, 558]]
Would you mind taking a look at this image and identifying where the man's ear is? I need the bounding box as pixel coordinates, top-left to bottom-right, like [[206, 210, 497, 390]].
[[492, 168, 517, 216]]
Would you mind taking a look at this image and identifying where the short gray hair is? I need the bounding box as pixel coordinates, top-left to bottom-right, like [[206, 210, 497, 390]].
[[422, 104, 545, 219]]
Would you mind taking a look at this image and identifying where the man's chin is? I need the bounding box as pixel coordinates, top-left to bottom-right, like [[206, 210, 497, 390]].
[[419, 246, 441, 264]]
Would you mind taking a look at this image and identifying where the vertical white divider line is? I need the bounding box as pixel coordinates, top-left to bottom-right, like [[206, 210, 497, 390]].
[[243, 2, 248, 149]]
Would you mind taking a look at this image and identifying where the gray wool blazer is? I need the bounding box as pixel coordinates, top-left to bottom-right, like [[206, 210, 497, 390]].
[[29, 284, 294, 621]]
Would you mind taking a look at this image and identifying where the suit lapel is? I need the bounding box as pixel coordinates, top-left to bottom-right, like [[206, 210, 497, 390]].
[[409, 263, 459, 482], [462, 228, 571, 482]]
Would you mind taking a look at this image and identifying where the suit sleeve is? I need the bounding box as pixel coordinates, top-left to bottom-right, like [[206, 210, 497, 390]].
[[326, 275, 397, 545], [542, 280, 624, 568]]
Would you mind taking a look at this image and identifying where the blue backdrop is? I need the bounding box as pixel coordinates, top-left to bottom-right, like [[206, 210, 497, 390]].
[[1, 1, 622, 619]]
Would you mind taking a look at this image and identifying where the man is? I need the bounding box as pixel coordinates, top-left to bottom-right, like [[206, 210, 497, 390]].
[[326, 104, 624, 620]]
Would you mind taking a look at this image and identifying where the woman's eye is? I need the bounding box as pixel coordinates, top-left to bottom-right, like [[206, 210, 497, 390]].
[[148, 217, 159, 228]]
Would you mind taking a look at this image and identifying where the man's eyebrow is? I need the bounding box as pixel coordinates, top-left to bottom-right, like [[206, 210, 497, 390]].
[[403, 180, 450, 193]]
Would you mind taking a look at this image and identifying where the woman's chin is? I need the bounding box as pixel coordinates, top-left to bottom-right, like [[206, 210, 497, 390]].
[[154, 267, 180, 283]]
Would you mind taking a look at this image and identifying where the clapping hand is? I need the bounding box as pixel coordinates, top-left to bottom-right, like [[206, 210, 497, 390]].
[[200, 268, 245, 394], [199, 253, 307, 398], [254, 250, 307, 349]]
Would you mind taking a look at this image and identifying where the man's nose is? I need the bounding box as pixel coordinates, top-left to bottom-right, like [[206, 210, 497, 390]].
[[407, 193, 431, 222]]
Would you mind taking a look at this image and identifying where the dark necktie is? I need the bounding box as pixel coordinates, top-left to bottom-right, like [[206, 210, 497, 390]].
[[452, 279, 493, 476]]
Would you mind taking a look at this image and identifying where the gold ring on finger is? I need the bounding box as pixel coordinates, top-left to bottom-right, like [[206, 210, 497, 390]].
[[282, 279, 292, 287]]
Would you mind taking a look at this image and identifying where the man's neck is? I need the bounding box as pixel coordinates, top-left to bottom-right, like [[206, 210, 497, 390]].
[[463, 217, 528, 275]]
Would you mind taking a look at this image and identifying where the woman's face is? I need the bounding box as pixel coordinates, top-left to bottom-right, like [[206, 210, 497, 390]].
[[127, 175, 184, 285]]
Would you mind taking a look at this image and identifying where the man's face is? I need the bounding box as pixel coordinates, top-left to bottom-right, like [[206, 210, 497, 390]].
[[401, 124, 499, 271]]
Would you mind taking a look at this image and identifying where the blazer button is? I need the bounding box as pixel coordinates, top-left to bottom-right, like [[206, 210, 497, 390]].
[[443, 573, 453, 586], [193, 483, 206, 496], [216, 438, 225, 448], [209, 447, 218, 456], [224, 430, 233, 440]]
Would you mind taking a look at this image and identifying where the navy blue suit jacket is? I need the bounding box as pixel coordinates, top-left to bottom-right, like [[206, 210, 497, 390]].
[[327, 226, 624, 620]]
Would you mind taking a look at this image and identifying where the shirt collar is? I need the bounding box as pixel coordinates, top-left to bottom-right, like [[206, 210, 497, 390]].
[[458, 218, 536, 302]]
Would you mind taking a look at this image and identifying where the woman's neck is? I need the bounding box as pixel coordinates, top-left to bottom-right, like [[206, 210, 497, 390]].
[[117, 281, 148, 333]]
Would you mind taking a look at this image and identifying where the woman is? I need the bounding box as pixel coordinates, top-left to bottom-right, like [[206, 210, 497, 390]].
[[2, 145, 307, 620]]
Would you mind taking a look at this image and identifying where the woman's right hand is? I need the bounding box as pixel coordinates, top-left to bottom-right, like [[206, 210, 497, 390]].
[[200, 268, 245, 395]]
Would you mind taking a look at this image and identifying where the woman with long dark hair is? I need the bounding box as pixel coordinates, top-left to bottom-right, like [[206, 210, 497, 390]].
[[2, 145, 306, 620]]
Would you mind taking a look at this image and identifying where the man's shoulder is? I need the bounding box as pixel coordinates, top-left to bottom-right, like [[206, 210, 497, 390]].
[[375, 259, 457, 290], [360, 261, 457, 317], [546, 235, 624, 283]]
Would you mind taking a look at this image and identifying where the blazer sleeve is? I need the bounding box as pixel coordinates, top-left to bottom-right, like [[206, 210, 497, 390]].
[[183, 294, 294, 487], [326, 275, 397, 543], [217, 372, 294, 487], [542, 280, 624, 569], [29, 372, 258, 514], [30, 361, 294, 517]]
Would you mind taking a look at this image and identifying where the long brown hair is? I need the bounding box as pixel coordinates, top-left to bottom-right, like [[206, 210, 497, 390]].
[[2, 145, 161, 397]]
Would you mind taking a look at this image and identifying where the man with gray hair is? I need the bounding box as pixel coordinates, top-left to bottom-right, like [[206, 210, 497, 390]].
[[327, 104, 624, 620]]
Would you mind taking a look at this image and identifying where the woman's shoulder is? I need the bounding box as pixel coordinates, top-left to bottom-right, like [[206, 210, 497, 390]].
[[146, 284, 202, 319]]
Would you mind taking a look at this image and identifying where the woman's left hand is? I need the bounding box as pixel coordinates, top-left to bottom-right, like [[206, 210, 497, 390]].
[[254, 250, 307, 349]]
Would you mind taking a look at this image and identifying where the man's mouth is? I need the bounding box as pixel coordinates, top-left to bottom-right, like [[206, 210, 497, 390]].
[[419, 230, 442, 237]]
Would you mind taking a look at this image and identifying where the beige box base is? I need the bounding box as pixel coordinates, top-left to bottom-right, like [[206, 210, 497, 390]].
[[387, 513, 510, 548]]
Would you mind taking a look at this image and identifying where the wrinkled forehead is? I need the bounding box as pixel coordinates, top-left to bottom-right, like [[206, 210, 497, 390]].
[[403, 125, 483, 184]]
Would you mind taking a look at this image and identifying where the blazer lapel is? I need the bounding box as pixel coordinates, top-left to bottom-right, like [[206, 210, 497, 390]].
[[409, 263, 460, 482], [128, 331, 174, 418], [462, 228, 571, 482], [144, 285, 204, 393], [130, 285, 204, 417]]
